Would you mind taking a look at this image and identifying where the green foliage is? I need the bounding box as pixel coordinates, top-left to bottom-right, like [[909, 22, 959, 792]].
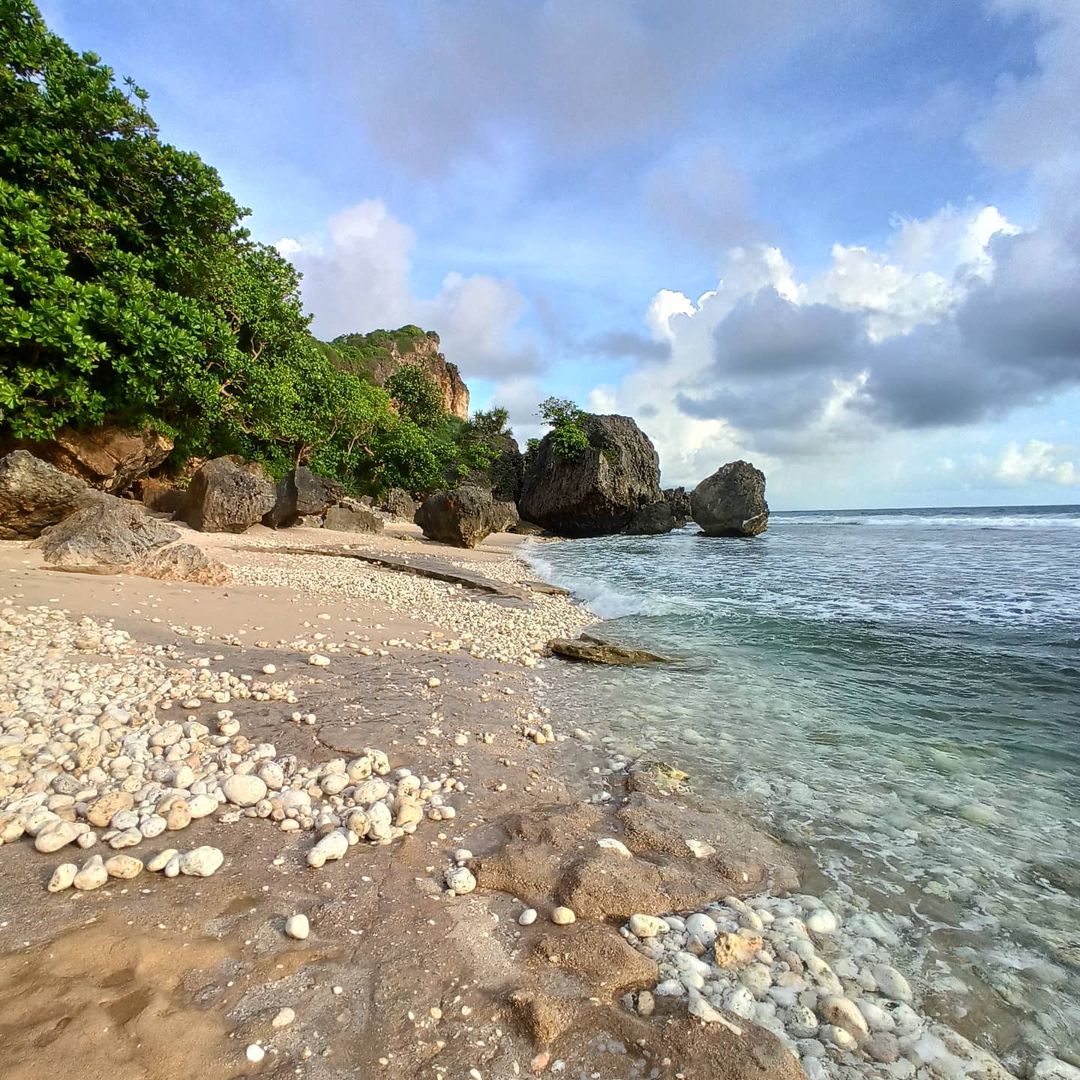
[[470, 406, 509, 438], [326, 326, 430, 380], [385, 362, 445, 427], [538, 396, 590, 461]]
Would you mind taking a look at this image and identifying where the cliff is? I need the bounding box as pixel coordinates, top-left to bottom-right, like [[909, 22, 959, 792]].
[[327, 327, 470, 420]]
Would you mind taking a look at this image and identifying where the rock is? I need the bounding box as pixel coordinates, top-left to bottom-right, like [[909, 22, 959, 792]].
[[179, 846, 224, 877], [308, 653, 330, 667], [5, 426, 172, 492], [147, 848, 179, 872], [688, 997, 737, 1027], [548, 636, 669, 665], [806, 908, 839, 934], [714, 932, 763, 969], [136, 477, 185, 513], [818, 996, 869, 1038], [323, 499, 385, 533], [740, 963, 773, 999], [864, 1032, 900, 1064], [307, 830, 349, 867], [73, 854, 108, 890], [784, 1004, 819, 1039], [272, 1007, 296, 1029], [0, 450, 94, 540], [691, 460, 769, 537], [180, 457, 276, 533], [34, 819, 86, 853], [104, 854, 143, 879], [380, 488, 418, 521], [394, 794, 424, 828], [187, 795, 218, 819], [263, 466, 345, 528], [34, 494, 180, 566], [223, 774, 267, 807], [518, 413, 664, 537], [415, 486, 513, 548], [354, 778, 390, 805], [623, 500, 676, 535], [664, 486, 693, 524], [48, 863, 78, 893], [628, 913, 668, 938], [285, 913, 310, 940], [445, 866, 477, 894], [365, 802, 393, 840], [246, 1045, 265, 1064], [131, 543, 230, 586], [551, 906, 576, 925], [684, 913, 719, 945], [872, 965, 913, 1002], [518, 908, 538, 926]]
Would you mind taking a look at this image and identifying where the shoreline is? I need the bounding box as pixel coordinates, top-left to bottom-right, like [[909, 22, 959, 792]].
[[0, 524, 1068, 1080]]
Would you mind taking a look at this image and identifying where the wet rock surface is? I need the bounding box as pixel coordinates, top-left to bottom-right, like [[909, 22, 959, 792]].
[[692, 460, 770, 537]]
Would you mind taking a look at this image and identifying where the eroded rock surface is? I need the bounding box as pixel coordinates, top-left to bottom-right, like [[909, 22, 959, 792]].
[[34, 496, 179, 566], [0, 450, 92, 539], [415, 486, 515, 548], [691, 460, 769, 537], [180, 457, 276, 533]]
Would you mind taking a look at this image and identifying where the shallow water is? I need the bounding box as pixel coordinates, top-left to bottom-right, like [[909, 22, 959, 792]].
[[524, 506, 1080, 1067]]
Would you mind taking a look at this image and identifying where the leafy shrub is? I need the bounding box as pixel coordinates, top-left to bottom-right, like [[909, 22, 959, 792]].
[[538, 397, 590, 460]]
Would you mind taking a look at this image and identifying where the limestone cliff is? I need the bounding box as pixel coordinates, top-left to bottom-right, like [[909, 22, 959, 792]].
[[327, 327, 470, 420]]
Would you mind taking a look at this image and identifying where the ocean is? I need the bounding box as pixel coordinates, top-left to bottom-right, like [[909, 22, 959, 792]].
[[523, 505, 1080, 1067]]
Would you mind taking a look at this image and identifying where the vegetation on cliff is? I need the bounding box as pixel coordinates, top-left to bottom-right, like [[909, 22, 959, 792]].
[[0, 2, 503, 496]]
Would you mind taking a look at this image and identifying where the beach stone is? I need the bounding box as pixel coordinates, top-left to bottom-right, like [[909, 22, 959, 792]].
[[783, 1004, 819, 1039], [87, 790, 134, 827], [34, 819, 86, 853], [108, 827, 142, 849], [307, 831, 348, 868], [740, 963, 773, 1000], [104, 854, 143, 879], [864, 1032, 900, 1064], [819, 1024, 856, 1049], [394, 795, 423, 828], [187, 794, 217, 819], [445, 867, 477, 894], [518, 908, 538, 926], [223, 774, 267, 807], [685, 912, 719, 945], [715, 931, 763, 969], [628, 913, 667, 938], [179, 846, 224, 877], [725, 985, 757, 1020], [285, 914, 310, 941], [818, 995, 869, 1038], [147, 848, 179, 872], [873, 965, 913, 1002], [73, 854, 108, 890], [365, 802, 392, 841], [857, 998, 894, 1033], [272, 1007, 296, 1029], [141, 814, 167, 838], [353, 778, 390, 805], [48, 862, 78, 893], [806, 908, 839, 934], [1032, 1060, 1080, 1080], [551, 906, 576, 925], [164, 800, 192, 831], [246, 1045, 265, 1064]]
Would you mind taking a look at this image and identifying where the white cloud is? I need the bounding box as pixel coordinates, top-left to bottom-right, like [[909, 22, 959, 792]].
[[994, 440, 1079, 486], [283, 200, 537, 380]]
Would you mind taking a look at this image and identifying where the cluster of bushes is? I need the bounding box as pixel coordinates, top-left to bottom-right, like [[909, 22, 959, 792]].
[[0, 2, 510, 497]]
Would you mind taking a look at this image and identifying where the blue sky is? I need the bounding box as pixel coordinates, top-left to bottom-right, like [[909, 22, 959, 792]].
[[39, 0, 1080, 509]]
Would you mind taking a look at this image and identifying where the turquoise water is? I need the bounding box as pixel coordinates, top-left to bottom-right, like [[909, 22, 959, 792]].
[[524, 506, 1080, 1066]]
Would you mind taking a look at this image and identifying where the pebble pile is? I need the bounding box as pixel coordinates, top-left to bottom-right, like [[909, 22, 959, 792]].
[[0, 603, 463, 889], [622, 893, 1078, 1080]]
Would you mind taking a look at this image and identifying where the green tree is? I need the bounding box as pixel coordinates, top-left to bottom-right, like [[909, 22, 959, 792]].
[[538, 396, 589, 460], [385, 362, 445, 428]]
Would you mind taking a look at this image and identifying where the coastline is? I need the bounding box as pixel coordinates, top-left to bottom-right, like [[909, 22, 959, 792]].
[[0, 524, 1064, 1080]]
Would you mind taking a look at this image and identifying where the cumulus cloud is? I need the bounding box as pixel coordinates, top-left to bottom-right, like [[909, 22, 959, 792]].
[[280, 199, 537, 380], [994, 440, 1079, 486]]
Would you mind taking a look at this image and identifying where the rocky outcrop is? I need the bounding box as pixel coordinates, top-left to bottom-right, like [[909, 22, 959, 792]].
[[487, 433, 524, 502], [664, 486, 692, 525], [414, 487, 515, 548], [34, 496, 180, 567], [519, 414, 664, 537], [130, 543, 230, 586], [691, 461, 769, 537], [180, 457, 276, 533], [2, 426, 173, 493], [623, 501, 676, 536], [0, 450, 95, 539], [323, 500, 384, 534], [263, 467, 345, 528]]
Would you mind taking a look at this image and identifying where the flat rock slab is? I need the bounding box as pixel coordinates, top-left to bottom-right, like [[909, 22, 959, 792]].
[[548, 635, 670, 665], [244, 544, 533, 603]]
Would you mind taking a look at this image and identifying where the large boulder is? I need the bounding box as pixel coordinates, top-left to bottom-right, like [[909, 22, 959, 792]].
[[2, 426, 173, 493], [380, 488, 418, 521], [414, 487, 513, 548], [518, 414, 663, 537], [0, 450, 94, 539], [263, 466, 345, 528], [180, 457, 276, 533], [323, 500, 384, 534], [691, 461, 769, 537], [664, 486, 692, 525], [34, 496, 180, 566], [623, 501, 676, 536]]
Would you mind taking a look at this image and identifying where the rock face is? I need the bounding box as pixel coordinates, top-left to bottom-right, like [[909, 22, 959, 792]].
[[264, 467, 346, 528], [691, 460, 769, 537], [3, 426, 173, 493], [519, 415, 663, 537], [180, 457, 276, 533], [664, 487, 692, 525], [0, 450, 93, 539], [623, 501, 676, 536], [352, 330, 469, 420], [323, 500, 384, 534], [415, 487, 514, 548], [34, 496, 180, 566]]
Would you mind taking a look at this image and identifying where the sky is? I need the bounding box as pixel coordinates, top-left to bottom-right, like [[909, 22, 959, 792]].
[[38, 0, 1080, 509]]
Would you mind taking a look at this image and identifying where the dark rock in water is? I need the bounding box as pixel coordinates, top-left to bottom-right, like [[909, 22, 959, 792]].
[[34, 495, 179, 566], [691, 460, 769, 537], [136, 477, 185, 514], [324, 499, 384, 534], [381, 487, 418, 521], [415, 486, 511, 548], [519, 414, 663, 537], [180, 457, 276, 533], [2, 425, 173, 493], [624, 500, 676, 535], [548, 636, 670, 665], [664, 486, 692, 525], [264, 466, 345, 528], [0, 450, 95, 539]]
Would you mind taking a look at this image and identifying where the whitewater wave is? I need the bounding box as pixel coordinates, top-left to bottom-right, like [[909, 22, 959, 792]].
[[774, 510, 1080, 529]]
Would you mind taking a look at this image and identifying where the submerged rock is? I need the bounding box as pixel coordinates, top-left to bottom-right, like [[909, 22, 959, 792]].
[[518, 413, 664, 537], [547, 635, 670, 666], [691, 460, 769, 537]]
